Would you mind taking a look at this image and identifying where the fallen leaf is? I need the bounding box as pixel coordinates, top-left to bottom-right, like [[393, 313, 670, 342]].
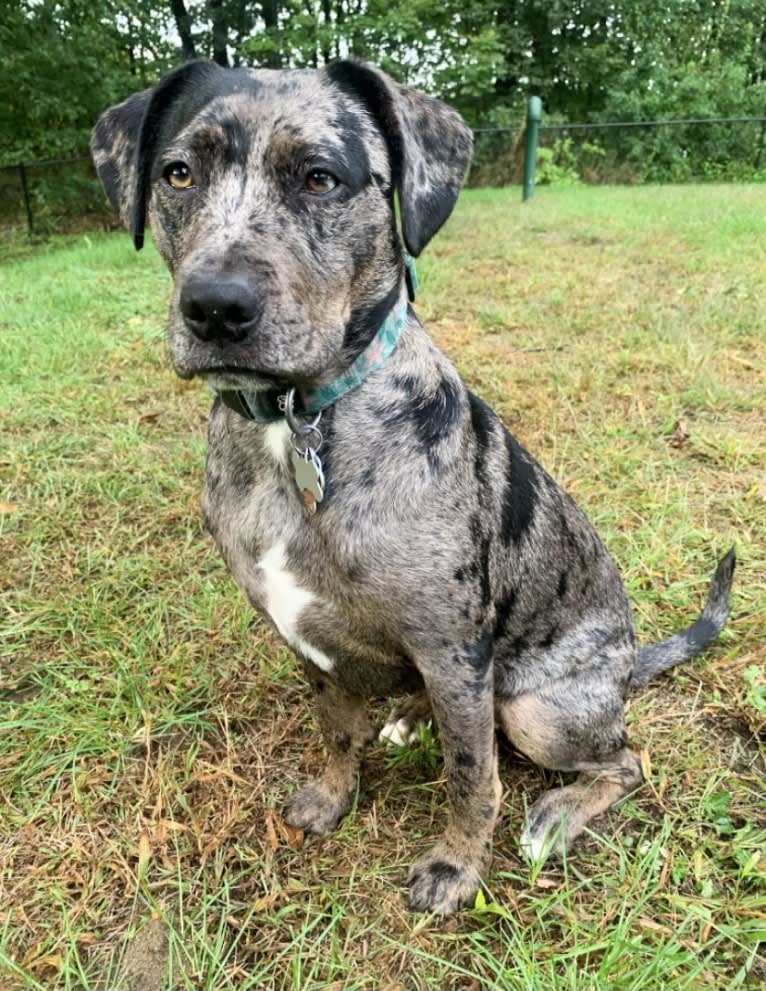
[[669, 418, 690, 448], [76, 932, 100, 946], [280, 820, 305, 851], [640, 748, 653, 781], [154, 819, 189, 843], [38, 953, 64, 972], [253, 891, 280, 912], [264, 812, 279, 851], [138, 830, 152, 878], [0, 502, 18, 514], [534, 877, 559, 889]]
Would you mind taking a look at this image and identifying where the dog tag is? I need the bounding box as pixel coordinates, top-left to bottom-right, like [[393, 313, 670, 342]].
[[291, 447, 324, 514]]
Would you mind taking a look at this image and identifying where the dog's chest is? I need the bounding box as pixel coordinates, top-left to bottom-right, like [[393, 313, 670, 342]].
[[203, 412, 374, 678], [254, 541, 334, 672]]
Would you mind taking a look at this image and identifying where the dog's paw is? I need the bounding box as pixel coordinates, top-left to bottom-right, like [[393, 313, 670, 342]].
[[378, 691, 433, 747], [519, 793, 570, 863], [407, 845, 484, 915], [378, 716, 431, 747], [283, 781, 351, 835]]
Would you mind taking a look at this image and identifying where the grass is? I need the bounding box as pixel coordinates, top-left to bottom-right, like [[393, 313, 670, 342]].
[[1, 183, 765, 990]]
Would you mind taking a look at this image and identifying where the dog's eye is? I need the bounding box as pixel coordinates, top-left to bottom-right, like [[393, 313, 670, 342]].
[[305, 169, 338, 194], [164, 162, 195, 190]]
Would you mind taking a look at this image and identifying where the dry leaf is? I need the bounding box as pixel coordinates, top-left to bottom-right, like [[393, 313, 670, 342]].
[[639, 748, 652, 780], [534, 877, 558, 889], [280, 820, 305, 851], [253, 891, 280, 913], [137, 830, 152, 878], [76, 932, 100, 946], [669, 418, 690, 448], [157, 818, 189, 832], [0, 502, 18, 514], [38, 953, 64, 971], [264, 812, 279, 851]]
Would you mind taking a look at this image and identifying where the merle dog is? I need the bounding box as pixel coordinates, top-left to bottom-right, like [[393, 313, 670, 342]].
[[91, 59, 734, 914]]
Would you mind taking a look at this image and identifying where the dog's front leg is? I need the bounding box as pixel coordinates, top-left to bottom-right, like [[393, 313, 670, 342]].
[[407, 639, 501, 914], [283, 662, 374, 835]]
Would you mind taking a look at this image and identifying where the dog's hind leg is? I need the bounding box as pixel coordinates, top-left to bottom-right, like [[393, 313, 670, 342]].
[[283, 662, 375, 835], [498, 684, 643, 861]]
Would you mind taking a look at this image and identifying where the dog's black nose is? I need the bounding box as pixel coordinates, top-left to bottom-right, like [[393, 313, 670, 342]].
[[180, 273, 261, 344]]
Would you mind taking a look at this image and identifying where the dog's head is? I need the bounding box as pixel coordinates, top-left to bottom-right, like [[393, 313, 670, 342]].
[[91, 60, 472, 389]]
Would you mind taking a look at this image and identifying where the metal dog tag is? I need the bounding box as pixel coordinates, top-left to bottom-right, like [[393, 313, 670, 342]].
[[291, 447, 325, 514]]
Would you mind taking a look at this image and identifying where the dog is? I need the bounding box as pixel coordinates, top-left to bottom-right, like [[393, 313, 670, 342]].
[[91, 59, 735, 914]]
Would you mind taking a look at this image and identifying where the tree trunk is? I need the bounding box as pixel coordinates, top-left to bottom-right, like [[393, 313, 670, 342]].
[[321, 0, 332, 64], [169, 0, 197, 60], [334, 0, 345, 59], [261, 0, 282, 67], [301, 0, 318, 67], [232, 0, 249, 65], [208, 0, 230, 66]]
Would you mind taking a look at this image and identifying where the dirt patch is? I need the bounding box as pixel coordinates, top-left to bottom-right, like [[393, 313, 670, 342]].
[[118, 916, 169, 991]]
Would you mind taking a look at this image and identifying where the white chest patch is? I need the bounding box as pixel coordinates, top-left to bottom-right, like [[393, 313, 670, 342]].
[[257, 542, 334, 673], [263, 419, 291, 468]]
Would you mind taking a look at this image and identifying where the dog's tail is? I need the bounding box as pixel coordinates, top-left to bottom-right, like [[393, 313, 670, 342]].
[[630, 547, 736, 690]]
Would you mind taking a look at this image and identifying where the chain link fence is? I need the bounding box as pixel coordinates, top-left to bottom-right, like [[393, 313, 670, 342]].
[[0, 156, 113, 237], [2, 115, 765, 238], [472, 114, 766, 187]]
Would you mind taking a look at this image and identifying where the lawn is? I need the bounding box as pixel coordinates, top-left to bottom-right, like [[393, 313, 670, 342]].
[[1, 183, 765, 990]]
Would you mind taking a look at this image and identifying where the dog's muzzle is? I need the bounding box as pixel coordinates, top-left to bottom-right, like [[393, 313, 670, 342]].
[[180, 272, 262, 345]]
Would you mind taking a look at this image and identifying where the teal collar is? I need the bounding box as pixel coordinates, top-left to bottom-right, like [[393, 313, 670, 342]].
[[218, 258, 416, 423]]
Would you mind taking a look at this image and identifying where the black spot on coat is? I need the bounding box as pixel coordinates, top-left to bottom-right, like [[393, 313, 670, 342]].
[[501, 431, 539, 545]]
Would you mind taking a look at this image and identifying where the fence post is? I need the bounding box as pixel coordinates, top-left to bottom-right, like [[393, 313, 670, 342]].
[[522, 96, 543, 201], [18, 162, 34, 235]]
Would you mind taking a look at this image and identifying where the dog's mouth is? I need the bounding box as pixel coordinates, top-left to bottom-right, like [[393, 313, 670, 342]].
[[184, 368, 287, 392], [192, 367, 289, 392], [206, 371, 288, 392]]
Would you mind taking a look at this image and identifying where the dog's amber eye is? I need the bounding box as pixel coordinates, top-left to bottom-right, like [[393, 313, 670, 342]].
[[305, 169, 337, 194], [164, 162, 194, 190]]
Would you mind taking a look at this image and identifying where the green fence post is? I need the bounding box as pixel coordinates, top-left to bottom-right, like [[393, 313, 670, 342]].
[[522, 96, 543, 201]]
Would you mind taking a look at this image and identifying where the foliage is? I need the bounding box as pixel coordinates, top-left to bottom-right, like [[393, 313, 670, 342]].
[[535, 137, 605, 186], [593, 58, 766, 182], [0, 1, 174, 163], [1, 1, 765, 188]]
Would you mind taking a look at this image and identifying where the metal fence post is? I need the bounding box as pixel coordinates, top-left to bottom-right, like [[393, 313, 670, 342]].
[[18, 162, 34, 234], [522, 96, 543, 201]]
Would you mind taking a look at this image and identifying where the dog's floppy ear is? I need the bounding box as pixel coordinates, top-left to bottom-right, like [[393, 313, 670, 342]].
[[91, 61, 218, 250], [325, 61, 473, 257]]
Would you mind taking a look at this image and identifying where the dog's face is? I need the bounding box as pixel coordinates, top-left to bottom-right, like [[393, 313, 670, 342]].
[[91, 61, 472, 390]]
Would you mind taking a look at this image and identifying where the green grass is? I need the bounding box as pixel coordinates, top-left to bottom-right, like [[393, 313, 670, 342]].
[[1, 184, 765, 990]]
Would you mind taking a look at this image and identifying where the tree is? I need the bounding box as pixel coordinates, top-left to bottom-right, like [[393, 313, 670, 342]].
[[1, 0, 765, 177], [0, 1, 173, 162]]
